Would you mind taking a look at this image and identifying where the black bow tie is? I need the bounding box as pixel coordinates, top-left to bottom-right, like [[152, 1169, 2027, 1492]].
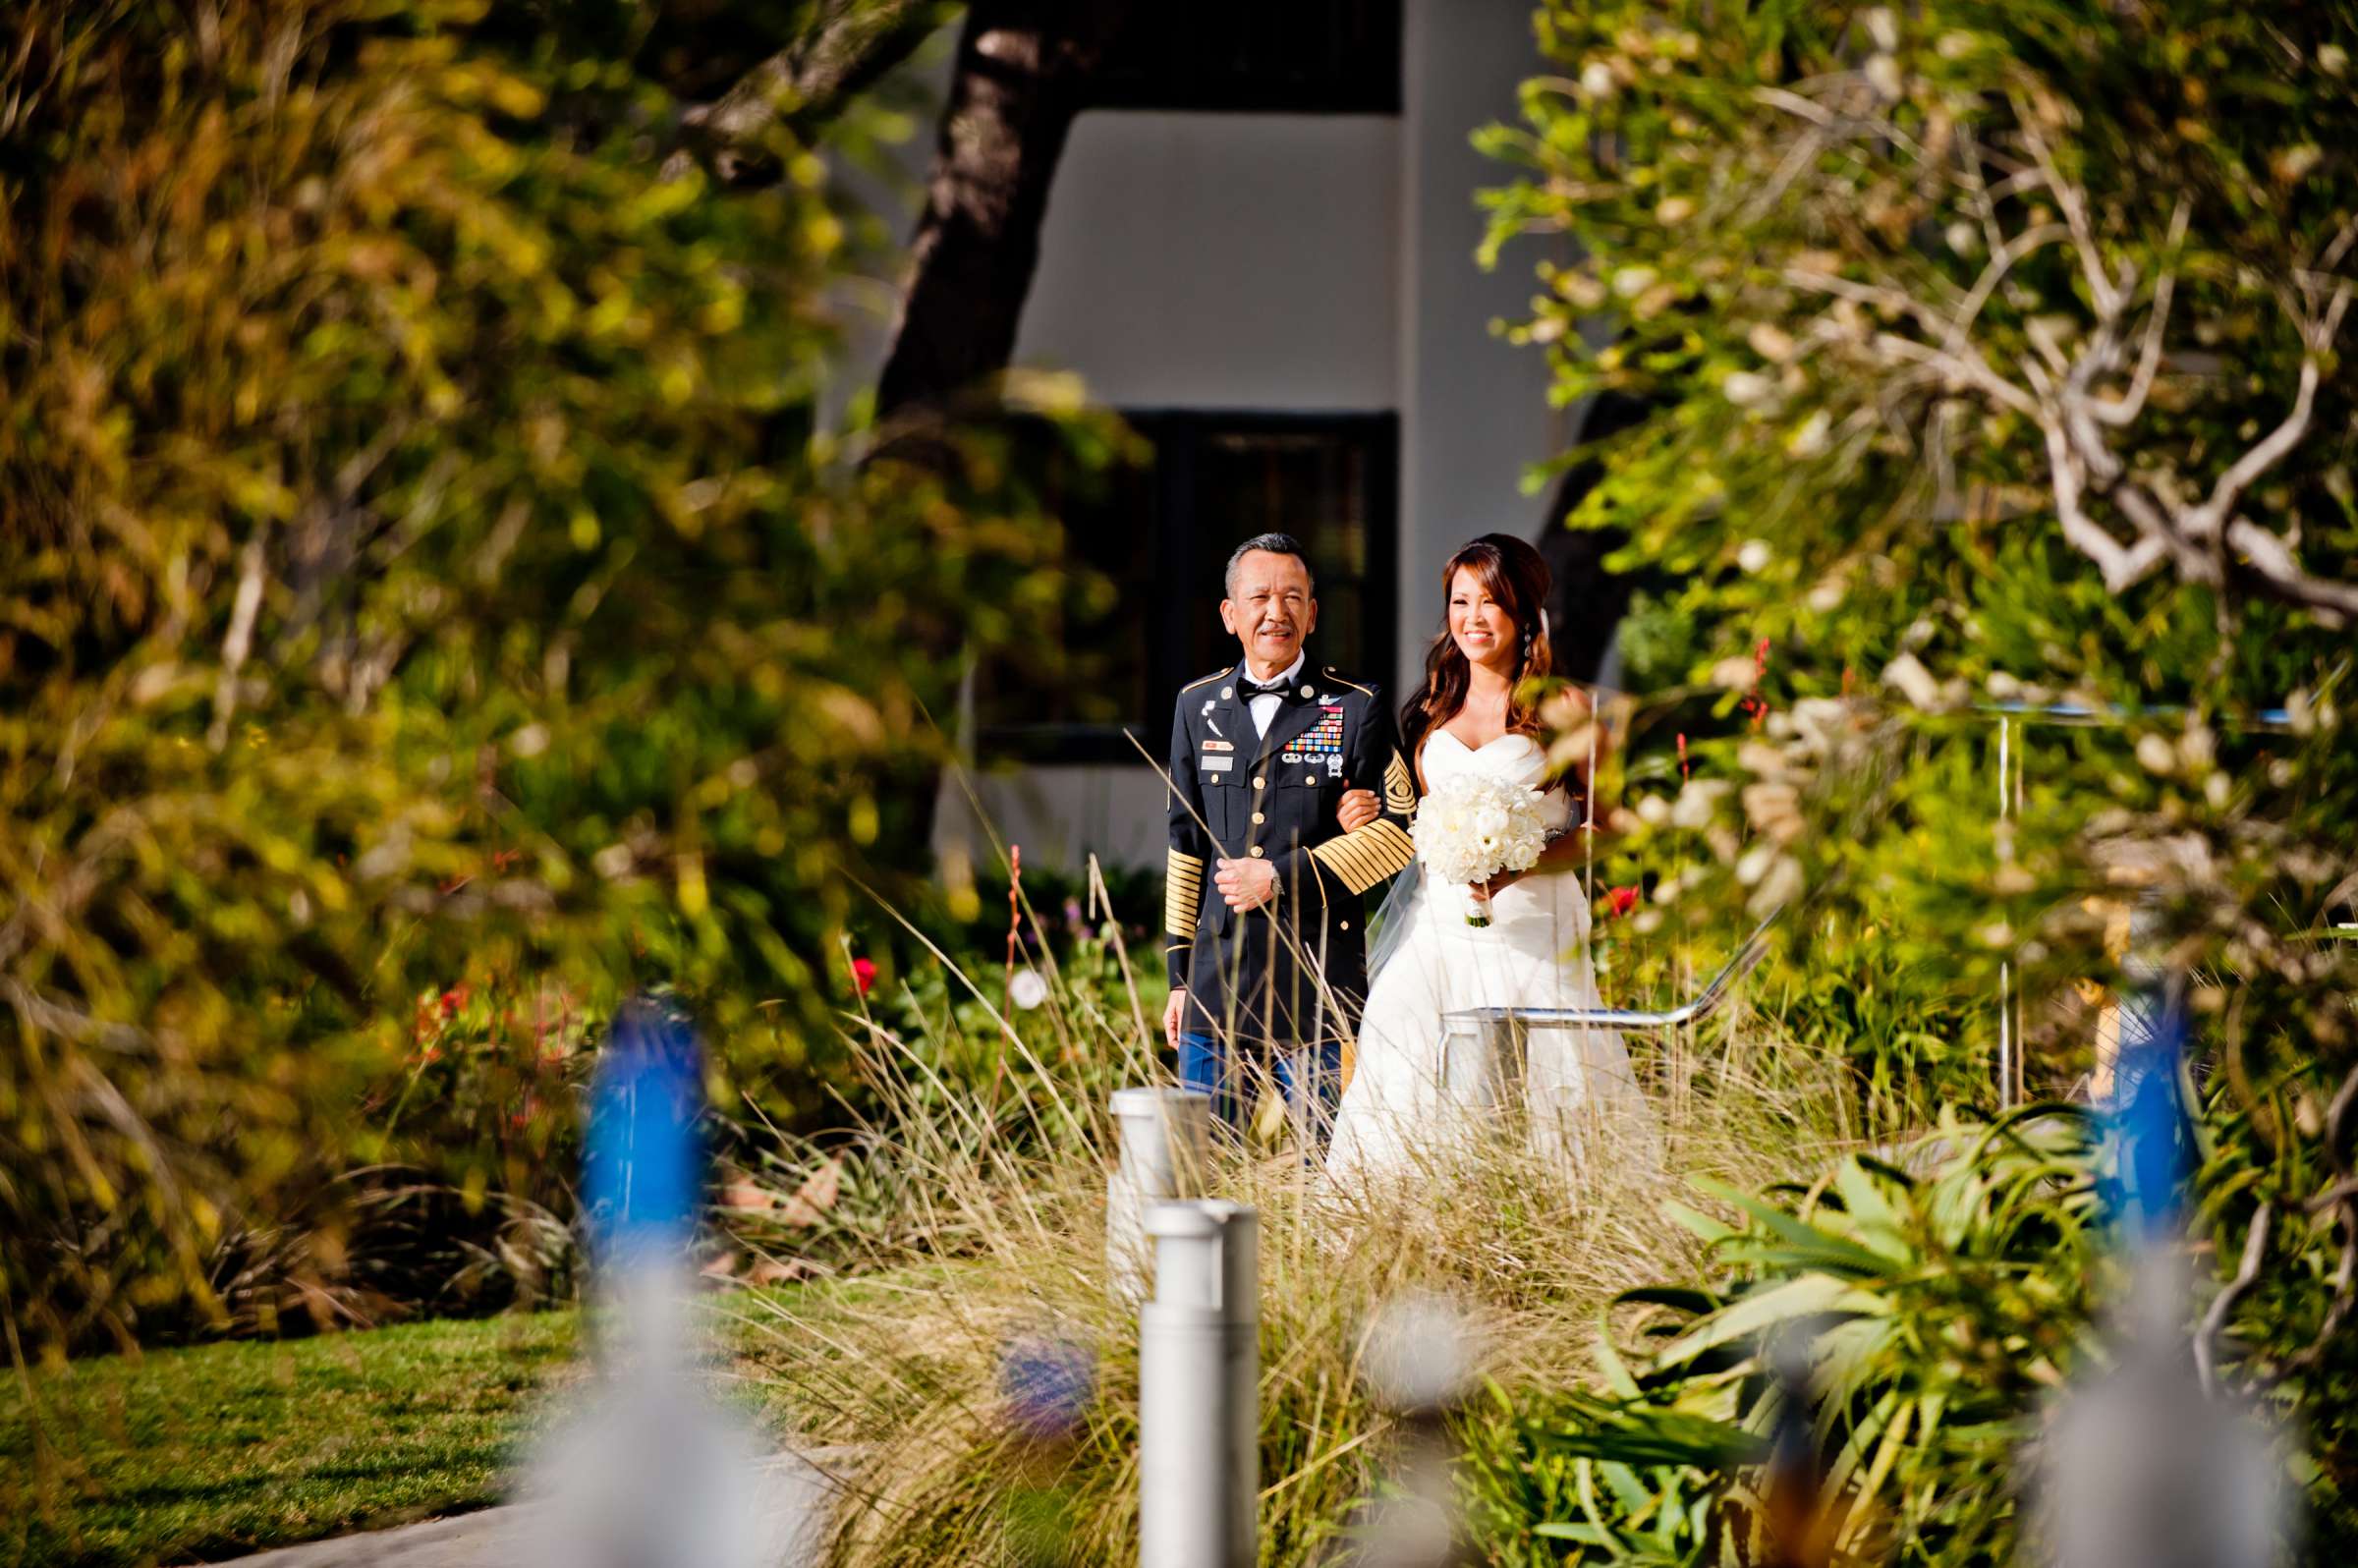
[[1243, 677, 1299, 700]]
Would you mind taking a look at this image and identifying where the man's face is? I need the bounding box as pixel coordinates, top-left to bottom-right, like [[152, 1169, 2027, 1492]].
[[1219, 550, 1318, 676]]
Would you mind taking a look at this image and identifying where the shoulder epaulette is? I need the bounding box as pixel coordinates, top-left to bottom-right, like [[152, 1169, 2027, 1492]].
[[1180, 669, 1228, 695], [1320, 667, 1377, 699]]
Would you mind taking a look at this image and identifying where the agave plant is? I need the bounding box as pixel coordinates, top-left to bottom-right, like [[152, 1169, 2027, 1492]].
[[1460, 1105, 2104, 1565]]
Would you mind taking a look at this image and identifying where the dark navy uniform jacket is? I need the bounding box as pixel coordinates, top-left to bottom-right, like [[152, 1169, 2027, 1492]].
[[1163, 656, 1417, 1051]]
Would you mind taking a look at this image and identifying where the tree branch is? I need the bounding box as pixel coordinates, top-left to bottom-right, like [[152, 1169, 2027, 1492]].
[[1928, 138, 2349, 616], [672, 0, 955, 183], [2090, 199, 2190, 427], [2196, 1201, 2271, 1394], [1858, 325, 2041, 419], [2040, 413, 2166, 590], [2015, 106, 2124, 318], [2224, 517, 2358, 616], [1943, 222, 2071, 357], [2189, 351, 2326, 545], [2274, 1063, 2358, 1380], [2163, 281, 2352, 596]]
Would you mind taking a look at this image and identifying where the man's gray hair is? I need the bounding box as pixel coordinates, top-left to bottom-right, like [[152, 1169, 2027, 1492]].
[[1223, 532, 1316, 599]]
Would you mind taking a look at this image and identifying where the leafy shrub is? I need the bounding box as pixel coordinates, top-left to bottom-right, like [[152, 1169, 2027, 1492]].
[[1459, 1107, 2104, 1564], [2192, 1064, 2358, 1537], [1488, 6, 2358, 1507], [0, 0, 1101, 1354]]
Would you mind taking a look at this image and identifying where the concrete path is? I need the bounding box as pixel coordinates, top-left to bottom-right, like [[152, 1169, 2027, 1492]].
[[196, 1451, 837, 1568]]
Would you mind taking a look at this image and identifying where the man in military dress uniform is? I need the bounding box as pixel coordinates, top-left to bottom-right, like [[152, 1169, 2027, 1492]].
[[1159, 532, 1418, 1142]]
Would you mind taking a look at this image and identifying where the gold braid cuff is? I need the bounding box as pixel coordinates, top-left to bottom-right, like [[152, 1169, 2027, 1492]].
[[1164, 849, 1206, 937], [1308, 818, 1415, 896]]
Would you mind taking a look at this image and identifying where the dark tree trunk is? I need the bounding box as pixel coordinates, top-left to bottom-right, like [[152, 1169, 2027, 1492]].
[[1538, 388, 1663, 687], [863, 4, 1132, 852], [658, 5, 1144, 868], [872, 0, 1133, 424]]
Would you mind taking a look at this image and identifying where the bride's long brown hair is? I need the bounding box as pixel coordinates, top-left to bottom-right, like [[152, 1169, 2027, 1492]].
[[1399, 533, 1556, 766]]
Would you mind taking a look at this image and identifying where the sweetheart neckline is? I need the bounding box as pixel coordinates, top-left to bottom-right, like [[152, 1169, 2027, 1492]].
[[1427, 728, 1537, 756]]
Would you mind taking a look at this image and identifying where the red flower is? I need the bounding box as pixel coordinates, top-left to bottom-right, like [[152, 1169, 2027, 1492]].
[[1743, 639, 1773, 730], [1606, 885, 1641, 920], [439, 984, 470, 1018], [850, 956, 878, 997]]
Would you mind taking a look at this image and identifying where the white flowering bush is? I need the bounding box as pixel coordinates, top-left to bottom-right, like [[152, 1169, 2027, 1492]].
[[1488, 0, 2358, 1537], [1411, 773, 1549, 925]]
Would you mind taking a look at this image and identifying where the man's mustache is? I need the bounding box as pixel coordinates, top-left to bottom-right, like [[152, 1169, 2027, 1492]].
[[1255, 621, 1297, 635]]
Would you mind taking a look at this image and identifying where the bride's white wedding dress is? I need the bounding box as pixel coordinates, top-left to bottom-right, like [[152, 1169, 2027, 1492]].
[[1324, 729, 1656, 1183]]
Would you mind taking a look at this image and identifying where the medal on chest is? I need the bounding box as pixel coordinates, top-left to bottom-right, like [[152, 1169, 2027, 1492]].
[[1280, 705, 1347, 766]]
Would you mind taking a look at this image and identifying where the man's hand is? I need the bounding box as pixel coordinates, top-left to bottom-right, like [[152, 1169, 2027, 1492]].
[[1162, 985, 1188, 1041], [1336, 787, 1379, 832], [1214, 856, 1278, 911]]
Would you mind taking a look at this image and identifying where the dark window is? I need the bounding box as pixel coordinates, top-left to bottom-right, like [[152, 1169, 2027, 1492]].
[[1090, 0, 1401, 115], [977, 411, 1399, 763]]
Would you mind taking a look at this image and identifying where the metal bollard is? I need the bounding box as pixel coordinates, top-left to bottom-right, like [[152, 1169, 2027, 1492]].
[[2037, 1248, 2286, 1568], [1107, 1088, 1212, 1305], [1139, 1201, 1258, 1568]]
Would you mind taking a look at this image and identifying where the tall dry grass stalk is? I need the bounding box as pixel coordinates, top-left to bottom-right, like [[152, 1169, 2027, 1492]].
[[731, 922, 1864, 1566]]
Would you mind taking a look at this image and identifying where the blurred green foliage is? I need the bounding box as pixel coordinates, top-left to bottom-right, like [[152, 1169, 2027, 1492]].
[[1490, 0, 2358, 1079], [1459, 1109, 2105, 1564], [1488, 0, 2358, 1541], [0, 0, 1130, 1354], [716, 905, 1168, 1282]]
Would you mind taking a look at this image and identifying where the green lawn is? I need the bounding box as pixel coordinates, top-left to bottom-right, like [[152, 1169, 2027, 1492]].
[[0, 1313, 582, 1568]]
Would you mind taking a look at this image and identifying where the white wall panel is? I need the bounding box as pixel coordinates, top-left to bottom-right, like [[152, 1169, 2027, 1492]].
[[1013, 111, 1400, 411], [1395, 0, 1576, 696]]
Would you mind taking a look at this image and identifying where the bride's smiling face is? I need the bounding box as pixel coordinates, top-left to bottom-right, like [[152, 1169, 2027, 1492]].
[[1447, 567, 1519, 674]]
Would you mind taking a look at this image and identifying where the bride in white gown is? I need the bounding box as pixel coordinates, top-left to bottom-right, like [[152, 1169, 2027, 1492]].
[[1324, 535, 1655, 1184]]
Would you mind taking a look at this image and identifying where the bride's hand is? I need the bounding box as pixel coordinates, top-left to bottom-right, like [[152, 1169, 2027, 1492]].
[[1473, 869, 1525, 899], [1335, 788, 1380, 832]]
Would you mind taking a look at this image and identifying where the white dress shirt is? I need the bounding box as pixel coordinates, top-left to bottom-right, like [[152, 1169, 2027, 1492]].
[[1244, 652, 1307, 739]]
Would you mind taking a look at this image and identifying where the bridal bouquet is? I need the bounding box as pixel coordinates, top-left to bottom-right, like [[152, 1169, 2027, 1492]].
[[1410, 772, 1548, 927]]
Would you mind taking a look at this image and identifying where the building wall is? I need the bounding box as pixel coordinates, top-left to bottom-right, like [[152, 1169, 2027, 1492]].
[[1396, 0, 1573, 683], [931, 1, 1571, 873], [1012, 113, 1399, 410], [935, 760, 1171, 875]]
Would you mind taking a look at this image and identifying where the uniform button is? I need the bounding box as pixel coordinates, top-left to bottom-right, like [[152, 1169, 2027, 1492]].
[[1300, 685, 1313, 698], [1305, 772, 1318, 784], [1252, 812, 1264, 824], [1253, 776, 1265, 789], [1249, 846, 1264, 858], [1341, 921, 1351, 930]]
